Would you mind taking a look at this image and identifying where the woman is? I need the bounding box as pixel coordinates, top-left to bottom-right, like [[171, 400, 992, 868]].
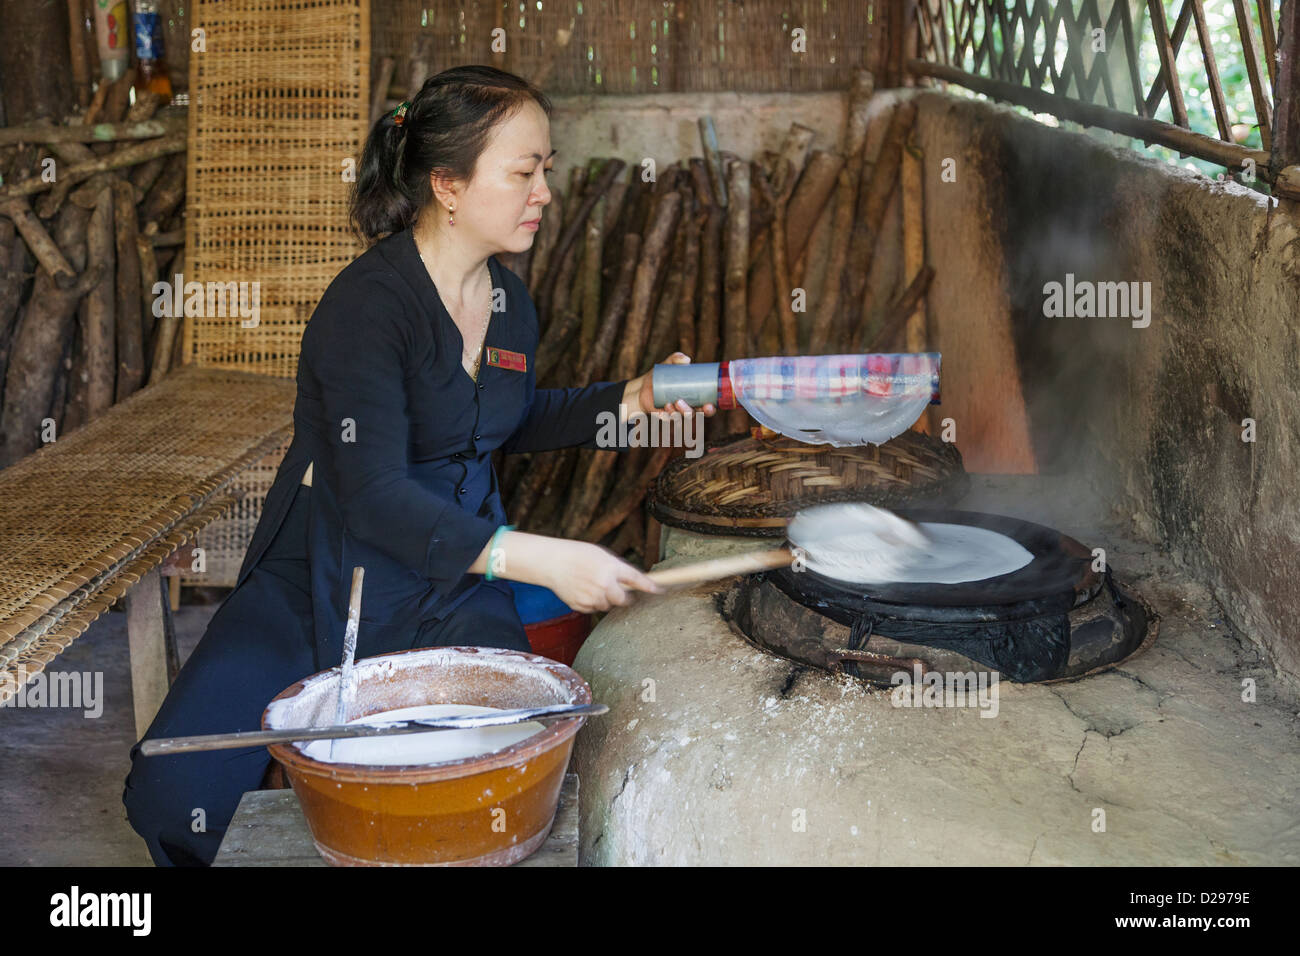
[[123, 65, 713, 866]]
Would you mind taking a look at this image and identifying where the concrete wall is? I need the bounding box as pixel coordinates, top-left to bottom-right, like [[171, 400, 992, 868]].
[[546, 90, 846, 196], [909, 89, 1300, 684]]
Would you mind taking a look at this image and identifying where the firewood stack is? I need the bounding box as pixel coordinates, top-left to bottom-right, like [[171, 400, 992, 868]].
[[496, 70, 932, 566], [0, 69, 188, 470]]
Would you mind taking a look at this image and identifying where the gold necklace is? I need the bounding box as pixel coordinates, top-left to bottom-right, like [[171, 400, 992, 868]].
[[416, 238, 492, 380]]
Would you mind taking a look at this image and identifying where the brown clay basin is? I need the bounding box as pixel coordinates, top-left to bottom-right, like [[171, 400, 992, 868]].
[[261, 645, 591, 866]]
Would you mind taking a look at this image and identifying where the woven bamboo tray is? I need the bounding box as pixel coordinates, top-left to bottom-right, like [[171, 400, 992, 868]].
[[647, 430, 967, 537]]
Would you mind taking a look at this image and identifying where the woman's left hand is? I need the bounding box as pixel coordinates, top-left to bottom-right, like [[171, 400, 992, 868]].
[[623, 352, 718, 419]]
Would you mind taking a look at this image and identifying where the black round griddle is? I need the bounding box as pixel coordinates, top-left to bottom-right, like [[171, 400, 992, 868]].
[[778, 508, 1101, 615], [767, 509, 1103, 682]]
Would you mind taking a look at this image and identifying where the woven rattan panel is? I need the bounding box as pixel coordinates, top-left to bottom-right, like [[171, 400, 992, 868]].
[[183, 0, 369, 582], [178, 437, 292, 587], [372, 0, 878, 96], [0, 367, 295, 665], [648, 430, 969, 536], [184, 0, 370, 379]]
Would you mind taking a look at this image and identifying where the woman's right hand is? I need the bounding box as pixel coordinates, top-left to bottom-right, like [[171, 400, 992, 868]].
[[488, 532, 662, 613], [545, 539, 663, 613]]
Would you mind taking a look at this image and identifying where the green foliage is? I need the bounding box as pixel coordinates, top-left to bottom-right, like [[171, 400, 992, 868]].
[[936, 0, 1275, 193], [1137, 0, 1271, 190]]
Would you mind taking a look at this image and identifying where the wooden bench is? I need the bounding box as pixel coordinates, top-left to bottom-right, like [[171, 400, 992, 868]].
[[213, 773, 581, 866], [0, 365, 295, 735]]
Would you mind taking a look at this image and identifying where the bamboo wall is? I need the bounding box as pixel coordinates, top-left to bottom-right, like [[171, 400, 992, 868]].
[[373, 0, 881, 97]]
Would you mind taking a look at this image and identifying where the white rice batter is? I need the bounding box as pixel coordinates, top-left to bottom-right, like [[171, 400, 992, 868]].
[[789, 504, 1033, 585], [299, 703, 546, 766]]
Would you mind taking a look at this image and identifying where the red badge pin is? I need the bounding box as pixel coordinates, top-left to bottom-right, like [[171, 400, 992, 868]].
[[485, 347, 527, 372]]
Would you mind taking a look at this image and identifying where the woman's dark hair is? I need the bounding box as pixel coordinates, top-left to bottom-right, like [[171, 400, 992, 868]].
[[350, 65, 552, 243]]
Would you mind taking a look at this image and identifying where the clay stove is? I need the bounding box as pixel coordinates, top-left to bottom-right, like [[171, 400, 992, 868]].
[[723, 508, 1157, 686], [572, 465, 1298, 866]]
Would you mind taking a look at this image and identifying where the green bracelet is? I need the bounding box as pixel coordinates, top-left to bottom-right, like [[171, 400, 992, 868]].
[[484, 524, 515, 581]]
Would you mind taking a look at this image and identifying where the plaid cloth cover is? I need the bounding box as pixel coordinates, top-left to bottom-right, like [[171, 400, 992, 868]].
[[729, 353, 941, 405]]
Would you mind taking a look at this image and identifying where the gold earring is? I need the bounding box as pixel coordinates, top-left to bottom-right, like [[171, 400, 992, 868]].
[[448, 205, 455, 226]]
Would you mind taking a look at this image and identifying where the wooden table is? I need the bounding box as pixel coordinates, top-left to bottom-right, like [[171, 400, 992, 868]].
[[213, 774, 580, 866]]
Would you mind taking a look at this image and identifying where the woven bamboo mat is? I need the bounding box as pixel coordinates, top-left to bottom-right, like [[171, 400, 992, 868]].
[[0, 496, 236, 704], [648, 430, 968, 535], [0, 367, 295, 678]]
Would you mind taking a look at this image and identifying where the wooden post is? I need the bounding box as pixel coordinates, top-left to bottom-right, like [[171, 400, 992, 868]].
[[644, 514, 664, 569], [0, 0, 76, 124], [126, 568, 172, 738], [900, 140, 932, 433], [902, 0, 919, 88], [369, 57, 395, 124], [722, 159, 750, 435], [885, 0, 909, 89], [1232, 0, 1274, 150], [65, 0, 91, 107], [1272, 0, 1300, 185], [909, 60, 1269, 171]]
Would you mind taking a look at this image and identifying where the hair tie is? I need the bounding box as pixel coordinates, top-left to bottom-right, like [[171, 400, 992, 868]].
[[392, 101, 411, 126]]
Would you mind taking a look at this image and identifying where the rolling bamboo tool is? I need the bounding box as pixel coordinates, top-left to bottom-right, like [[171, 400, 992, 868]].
[[651, 352, 941, 446]]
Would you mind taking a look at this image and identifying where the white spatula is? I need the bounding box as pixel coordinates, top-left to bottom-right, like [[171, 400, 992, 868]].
[[645, 502, 932, 589]]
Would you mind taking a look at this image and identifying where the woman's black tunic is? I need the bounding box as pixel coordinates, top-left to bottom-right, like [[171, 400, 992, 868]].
[[234, 225, 624, 664]]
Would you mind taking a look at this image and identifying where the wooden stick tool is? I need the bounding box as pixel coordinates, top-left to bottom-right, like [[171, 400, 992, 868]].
[[140, 703, 610, 756]]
